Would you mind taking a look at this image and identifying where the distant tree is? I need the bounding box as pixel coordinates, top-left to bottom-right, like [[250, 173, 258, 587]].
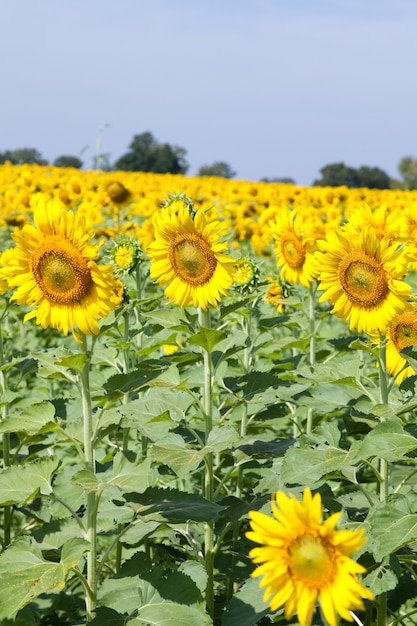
[[260, 176, 295, 184], [0, 148, 48, 166], [54, 155, 83, 169], [313, 162, 359, 187], [398, 156, 417, 190], [114, 131, 188, 174], [198, 161, 236, 178], [356, 166, 391, 189]]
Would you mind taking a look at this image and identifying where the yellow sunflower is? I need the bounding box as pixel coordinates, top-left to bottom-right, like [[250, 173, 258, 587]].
[[377, 308, 417, 384], [146, 203, 235, 310], [316, 224, 411, 334], [0, 196, 123, 342], [269, 208, 318, 288], [247, 488, 374, 626]]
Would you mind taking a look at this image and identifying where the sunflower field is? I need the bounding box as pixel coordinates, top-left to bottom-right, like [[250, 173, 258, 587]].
[[1, 162, 417, 626]]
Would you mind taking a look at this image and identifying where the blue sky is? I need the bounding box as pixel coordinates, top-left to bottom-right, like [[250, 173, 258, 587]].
[[2, 0, 417, 185]]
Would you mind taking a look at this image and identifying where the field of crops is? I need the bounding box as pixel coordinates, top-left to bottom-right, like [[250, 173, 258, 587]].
[[1, 162, 417, 626]]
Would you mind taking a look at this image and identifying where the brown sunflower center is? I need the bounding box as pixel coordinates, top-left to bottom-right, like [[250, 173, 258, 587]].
[[106, 182, 130, 203], [169, 233, 217, 285], [390, 313, 417, 351], [281, 233, 306, 269], [338, 252, 388, 307], [288, 535, 336, 586], [31, 236, 93, 304]]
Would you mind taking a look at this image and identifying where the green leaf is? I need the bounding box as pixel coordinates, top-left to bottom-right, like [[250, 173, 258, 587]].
[[0, 401, 57, 435], [361, 560, 398, 595], [0, 538, 66, 620], [0, 457, 59, 505], [152, 433, 205, 478], [221, 576, 270, 626], [353, 419, 417, 462], [281, 445, 348, 484], [187, 327, 227, 352], [205, 426, 239, 453], [60, 537, 90, 571], [123, 487, 225, 522], [367, 496, 417, 560], [132, 604, 212, 625], [104, 361, 169, 395], [56, 352, 89, 372], [71, 468, 100, 492], [104, 452, 153, 493]]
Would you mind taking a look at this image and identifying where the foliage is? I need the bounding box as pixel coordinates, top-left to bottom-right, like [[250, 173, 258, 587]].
[[114, 131, 189, 174], [398, 156, 417, 190], [1, 164, 417, 625], [0, 148, 48, 166], [198, 161, 236, 179], [54, 155, 83, 169], [313, 161, 390, 189]]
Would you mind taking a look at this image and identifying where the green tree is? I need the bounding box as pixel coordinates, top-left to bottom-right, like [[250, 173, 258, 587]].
[[54, 155, 83, 169], [114, 131, 188, 174], [0, 148, 48, 166], [398, 156, 417, 189], [313, 162, 390, 189], [356, 166, 390, 189], [198, 161, 236, 178], [313, 162, 359, 187]]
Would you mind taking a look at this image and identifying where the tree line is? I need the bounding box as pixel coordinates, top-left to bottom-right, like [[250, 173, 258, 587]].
[[1, 131, 417, 189]]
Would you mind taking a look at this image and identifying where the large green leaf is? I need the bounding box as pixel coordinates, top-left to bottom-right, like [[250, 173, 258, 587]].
[[0, 401, 57, 435], [221, 576, 271, 626], [151, 433, 205, 478], [0, 538, 66, 620], [123, 487, 225, 522], [0, 457, 59, 505], [367, 495, 417, 560], [187, 327, 227, 352], [281, 445, 349, 484], [353, 418, 417, 462]]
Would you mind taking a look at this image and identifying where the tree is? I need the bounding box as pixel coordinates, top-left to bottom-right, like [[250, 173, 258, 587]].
[[0, 148, 48, 166], [313, 162, 360, 187], [114, 132, 188, 174], [54, 155, 83, 169], [313, 162, 390, 189], [356, 166, 390, 189], [260, 176, 295, 184], [197, 161, 236, 178], [398, 156, 417, 190]]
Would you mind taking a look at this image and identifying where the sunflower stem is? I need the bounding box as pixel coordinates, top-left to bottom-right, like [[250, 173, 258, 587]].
[[198, 307, 215, 619], [0, 312, 12, 549], [306, 283, 317, 434], [80, 336, 97, 622], [377, 334, 389, 626]]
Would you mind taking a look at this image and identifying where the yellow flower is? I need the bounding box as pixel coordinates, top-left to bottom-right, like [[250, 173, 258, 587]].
[[316, 224, 411, 334], [247, 488, 374, 626], [269, 208, 318, 288], [111, 237, 142, 273], [0, 196, 123, 342], [265, 281, 285, 313], [146, 203, 235, 310], [377, 308, 417, 384]]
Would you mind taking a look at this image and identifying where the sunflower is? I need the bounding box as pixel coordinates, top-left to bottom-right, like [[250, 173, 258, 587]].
[[0, 196, 123, 342], [316, 224, 411, 334], [247, 488, 374, 626], [146, 203, 235, 310], [375, 308, 417, 384], [269, 208, 318, 288], [265, 280, 286, 313]]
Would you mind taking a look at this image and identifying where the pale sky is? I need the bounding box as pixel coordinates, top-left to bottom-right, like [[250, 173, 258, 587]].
[[2, 0, 417, 186]]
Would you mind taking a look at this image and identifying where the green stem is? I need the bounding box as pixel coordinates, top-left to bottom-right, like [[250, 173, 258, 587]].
[[377, 335, 389, 626], [198, 307, 215, 619], [0, 311, 11, 548], [80, 336, 97, 622], [306, 284, 317, 434]]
